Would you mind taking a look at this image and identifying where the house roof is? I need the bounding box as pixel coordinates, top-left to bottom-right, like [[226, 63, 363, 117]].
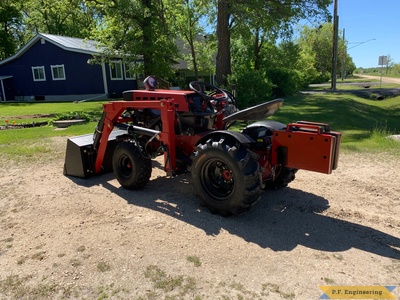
[[0, 33, 101, 66], [40, 33, 101, 54]]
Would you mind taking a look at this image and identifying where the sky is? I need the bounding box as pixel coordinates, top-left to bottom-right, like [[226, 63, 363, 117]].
[[330, 0, 400, 68]]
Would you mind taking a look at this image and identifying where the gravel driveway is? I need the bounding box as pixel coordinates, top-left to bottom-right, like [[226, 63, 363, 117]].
[[0, 137, 399, 299]]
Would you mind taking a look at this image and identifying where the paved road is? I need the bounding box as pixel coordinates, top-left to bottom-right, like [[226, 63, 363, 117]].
[[357, 74, 400, 84]]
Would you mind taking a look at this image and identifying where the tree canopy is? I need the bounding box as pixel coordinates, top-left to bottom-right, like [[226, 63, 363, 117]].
[[213, 0, 332, 85], [0, 1, 22, 60], [0, 0, 368, 102]]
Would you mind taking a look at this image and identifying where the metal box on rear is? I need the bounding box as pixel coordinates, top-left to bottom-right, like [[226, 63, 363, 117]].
[[271, 122, 341, 174]]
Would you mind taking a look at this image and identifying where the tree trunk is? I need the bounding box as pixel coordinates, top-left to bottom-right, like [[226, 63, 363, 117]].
[[189, 38, 199, 80], [142, 0, 153, 76], [216, 0, 230, 86], [254, 28, 261, 70]]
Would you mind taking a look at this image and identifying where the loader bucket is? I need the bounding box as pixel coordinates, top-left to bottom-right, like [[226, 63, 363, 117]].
[[63, 130, 125, 178]]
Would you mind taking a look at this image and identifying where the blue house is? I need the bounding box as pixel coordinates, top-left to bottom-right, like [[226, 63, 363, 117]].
[[0, 33, 138, 102]]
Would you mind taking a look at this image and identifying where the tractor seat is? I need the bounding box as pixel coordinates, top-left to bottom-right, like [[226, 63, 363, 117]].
[[180, 95, 216, 130], [187, 95, 215, 117]]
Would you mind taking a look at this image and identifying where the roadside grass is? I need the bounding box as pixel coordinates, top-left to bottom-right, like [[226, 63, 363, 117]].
[[340, 76, 380, 83], [362, 72, 400, 79]]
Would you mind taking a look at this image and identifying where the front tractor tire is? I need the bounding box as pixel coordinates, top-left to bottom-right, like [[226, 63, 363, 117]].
[[112, 141, 152, 190], [191, 136, 261, 215]]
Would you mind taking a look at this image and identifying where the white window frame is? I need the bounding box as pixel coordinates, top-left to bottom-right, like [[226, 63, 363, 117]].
[[124, 63, 135, 80], [109, 61, 123, 80], [51, 64, 66, 80], [32, 66, 46, 82]]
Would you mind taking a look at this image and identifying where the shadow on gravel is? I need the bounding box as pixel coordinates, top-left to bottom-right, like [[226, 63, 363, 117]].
[[68, 171, 400, 260]]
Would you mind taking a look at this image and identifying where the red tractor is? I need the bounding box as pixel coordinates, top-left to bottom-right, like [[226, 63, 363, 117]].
[[64, 76, 341, 215]]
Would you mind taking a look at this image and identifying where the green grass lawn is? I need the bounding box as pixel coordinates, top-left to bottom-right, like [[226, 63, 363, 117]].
[[1, 91, 399, 159], [0, 101, 106, 157], [0, 101, 106, 124]]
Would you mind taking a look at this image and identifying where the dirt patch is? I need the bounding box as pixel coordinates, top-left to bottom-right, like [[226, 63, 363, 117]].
[[4, 114, 56, 119], [0, 138, 399, 299], [0, 121, 49, 130], [1, 114, 54, 130]]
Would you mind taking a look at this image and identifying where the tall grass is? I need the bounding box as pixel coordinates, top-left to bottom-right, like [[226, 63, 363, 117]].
[[367, 125, 400, 151]]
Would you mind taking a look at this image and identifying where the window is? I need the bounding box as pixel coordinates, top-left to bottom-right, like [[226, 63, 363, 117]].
[[110, 61, 123, 80], [51, 65, 66, 80], [32, 66, 46, 81], [124, 63, 135, 80]]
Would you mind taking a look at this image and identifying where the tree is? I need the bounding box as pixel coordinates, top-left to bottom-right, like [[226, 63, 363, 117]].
[[391, 63, 400, 76], [22, 0, 97, 39], [297, 23, 351, 81], [297, 24, 334, 75], [215, 0, 331, 86], [215, 0, 230, 86], [342, 53, 356, 78], [166, 0, 214, 80], [89, 0, 178, 78], [385, 54, 395, 75], [0, 2, 22, 59]]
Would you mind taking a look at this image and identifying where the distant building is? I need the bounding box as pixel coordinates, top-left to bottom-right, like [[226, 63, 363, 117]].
[[173, 36, 215, 87]]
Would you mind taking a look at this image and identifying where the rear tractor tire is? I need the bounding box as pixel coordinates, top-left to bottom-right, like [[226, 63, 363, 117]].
[[191, 136, 261, 215], [112, 141, 152, 189]]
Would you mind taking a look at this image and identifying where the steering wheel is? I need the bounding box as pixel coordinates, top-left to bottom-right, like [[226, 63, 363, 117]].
[[189, 81, 229, 101]]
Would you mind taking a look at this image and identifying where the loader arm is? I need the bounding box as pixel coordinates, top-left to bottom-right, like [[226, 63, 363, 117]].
[[93, 99, 177, 174]]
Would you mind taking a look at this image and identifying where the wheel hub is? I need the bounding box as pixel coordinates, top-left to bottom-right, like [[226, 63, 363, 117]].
[[221, 169, 232, 181]]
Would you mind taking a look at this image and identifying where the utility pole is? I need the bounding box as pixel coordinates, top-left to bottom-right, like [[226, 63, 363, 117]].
[[331, 0, 339, 90], [341, 28, 345, 80]]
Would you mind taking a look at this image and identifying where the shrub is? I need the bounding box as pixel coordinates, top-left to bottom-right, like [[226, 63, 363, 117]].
[[265, 68, 302, 97], [228, 70, 273, 109]]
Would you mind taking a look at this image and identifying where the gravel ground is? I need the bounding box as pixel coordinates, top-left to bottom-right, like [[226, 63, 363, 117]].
[[0, 137, 399, 299]]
